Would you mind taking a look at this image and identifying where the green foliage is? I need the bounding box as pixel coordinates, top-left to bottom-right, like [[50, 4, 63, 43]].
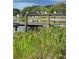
[[49, 3, 66, 13], [13, 9, 20, 16], [13, 27, 66, 59], [20, 3, 66, 15], [13, 3, 66, 19]]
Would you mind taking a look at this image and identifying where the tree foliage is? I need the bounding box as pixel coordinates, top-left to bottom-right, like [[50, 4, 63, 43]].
[[13, 3, 66, 16], [13, 9, 20, 16]]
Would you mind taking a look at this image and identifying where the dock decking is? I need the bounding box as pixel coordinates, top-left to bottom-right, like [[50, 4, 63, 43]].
[[13, 13, 66, 31]]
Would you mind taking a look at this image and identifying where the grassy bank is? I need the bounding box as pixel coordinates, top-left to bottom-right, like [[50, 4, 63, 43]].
[[13, 27, 66, 59]]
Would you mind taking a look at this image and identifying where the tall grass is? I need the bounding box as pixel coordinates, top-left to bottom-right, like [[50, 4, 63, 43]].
[[13, 27, 66, 59]]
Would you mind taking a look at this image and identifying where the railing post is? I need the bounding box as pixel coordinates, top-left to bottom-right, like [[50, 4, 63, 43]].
[[15, 26, 17, 31], [17, 14, 19, 23], [25, 14, 28, 31], [48, 14, 50, 27], [54, 11, 56, 19], [54, 14, 56, 19]]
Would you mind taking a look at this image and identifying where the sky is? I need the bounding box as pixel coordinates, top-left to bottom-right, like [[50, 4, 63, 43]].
[[13, 0, 66, 9], [13, 2, 39, 10]]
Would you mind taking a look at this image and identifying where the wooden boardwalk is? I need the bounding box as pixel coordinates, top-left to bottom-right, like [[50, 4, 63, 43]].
[[13, 13, 66, 31], [13, 22, 49, 27], [13, 22, 65, 31]]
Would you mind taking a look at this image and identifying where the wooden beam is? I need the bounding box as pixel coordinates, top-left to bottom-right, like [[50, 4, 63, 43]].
[[26, 13, 65, 16], [48, 14, 50, 27]]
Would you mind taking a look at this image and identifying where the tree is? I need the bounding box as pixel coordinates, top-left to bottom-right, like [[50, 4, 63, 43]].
[[20, 3, 66, 16], [13, 8, 20, 16], [54, 3, 66, 13]]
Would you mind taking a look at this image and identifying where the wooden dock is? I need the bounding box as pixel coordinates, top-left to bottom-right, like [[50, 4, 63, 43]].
[[13, 13, 66, 31]]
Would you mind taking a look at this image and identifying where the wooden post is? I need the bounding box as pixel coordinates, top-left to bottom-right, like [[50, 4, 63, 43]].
[[53, 13, 56, 25], [54, 14, 56, 19], [54, 11, 56, 19], [17, 14, 19, 23], [25, 14, 28, 31], [15, 26, 17, 31], [48, 14, 50, 27]]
